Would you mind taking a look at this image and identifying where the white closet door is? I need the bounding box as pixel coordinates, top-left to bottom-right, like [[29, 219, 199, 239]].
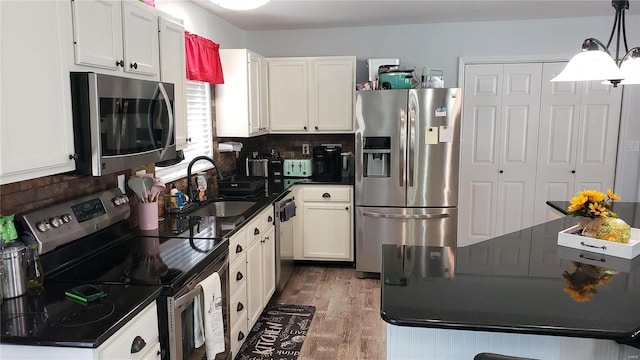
[[574, 82, 621, 192], [534, 62, 622, 225], [494, 63, 542, 236], [533, 62, 582, 224], [460, 64, 503, 246]]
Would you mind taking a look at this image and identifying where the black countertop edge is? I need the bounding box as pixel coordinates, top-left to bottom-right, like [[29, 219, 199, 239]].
[[546, 201, 568, 215], [1, 286, 163, 348], [172, 180, 353, 240], [381, 311, 640, 349]]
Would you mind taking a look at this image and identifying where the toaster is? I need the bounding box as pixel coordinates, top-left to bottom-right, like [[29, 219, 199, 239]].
[[283, 159, 313, 178]]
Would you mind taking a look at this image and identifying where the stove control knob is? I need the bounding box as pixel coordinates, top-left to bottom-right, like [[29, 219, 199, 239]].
[[61, 214, 72, 223], [49, 217, 62, 228], [36, 221, 49, 232]]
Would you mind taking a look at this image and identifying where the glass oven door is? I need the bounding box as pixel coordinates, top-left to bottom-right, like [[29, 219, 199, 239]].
[[169, 251, 230, 360]]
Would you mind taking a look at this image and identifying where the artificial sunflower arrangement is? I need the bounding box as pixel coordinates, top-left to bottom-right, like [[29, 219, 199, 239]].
[[567, 189, 620, 219], [566, 189, 630, 240]]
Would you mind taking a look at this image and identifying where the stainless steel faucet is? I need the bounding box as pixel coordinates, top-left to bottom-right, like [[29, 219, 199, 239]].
[[186, 156, 224, 203]]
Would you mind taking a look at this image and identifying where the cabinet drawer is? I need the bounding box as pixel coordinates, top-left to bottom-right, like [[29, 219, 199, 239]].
[[261, 206, 275, 230], [246, 215, 263, 247], [229, 258, 247, 296], [231, 317, 249, 358], [97, 302, 159, 359], [303, 186, 351, 202], [229, 228, 247, 266], [230, 286, 248, 331]]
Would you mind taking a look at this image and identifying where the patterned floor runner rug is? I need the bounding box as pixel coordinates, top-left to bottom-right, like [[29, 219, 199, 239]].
[[234, 303, 316, 360]]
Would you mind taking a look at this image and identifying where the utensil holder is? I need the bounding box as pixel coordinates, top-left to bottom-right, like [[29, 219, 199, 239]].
[[138, 202, 159, 230]]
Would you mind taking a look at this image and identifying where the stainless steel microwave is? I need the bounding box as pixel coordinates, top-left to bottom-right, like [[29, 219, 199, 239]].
[[70, 72, 176, 176]]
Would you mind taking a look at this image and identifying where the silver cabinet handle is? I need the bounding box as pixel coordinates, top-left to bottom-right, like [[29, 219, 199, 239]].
[[362, 212, 449, 220]]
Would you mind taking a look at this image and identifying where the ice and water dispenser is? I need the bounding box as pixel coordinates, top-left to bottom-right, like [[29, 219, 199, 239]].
[[363, 137, 391, 178]]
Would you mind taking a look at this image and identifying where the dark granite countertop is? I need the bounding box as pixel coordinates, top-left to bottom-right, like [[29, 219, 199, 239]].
[[0, 177, 353, 349], [157, 177, 354, 240], [381, 207, 640, 348]]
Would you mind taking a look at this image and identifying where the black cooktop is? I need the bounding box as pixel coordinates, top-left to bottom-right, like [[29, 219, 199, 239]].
[[1, 282, 160, 347], [44, 221, 227, 293]]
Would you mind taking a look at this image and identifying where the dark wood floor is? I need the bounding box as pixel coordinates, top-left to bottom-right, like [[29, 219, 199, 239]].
[[272, 265, 386, 360]]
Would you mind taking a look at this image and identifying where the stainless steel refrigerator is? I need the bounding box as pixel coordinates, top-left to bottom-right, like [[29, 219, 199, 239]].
[[354, 88, 462, 277]]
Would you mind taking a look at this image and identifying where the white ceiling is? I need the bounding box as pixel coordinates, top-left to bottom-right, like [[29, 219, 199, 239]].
[[193, 0, 640, 31]]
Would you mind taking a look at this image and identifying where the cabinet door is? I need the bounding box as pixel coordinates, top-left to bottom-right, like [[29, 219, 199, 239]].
[[216, 49, 250, 137], [246, 239, 263, 326], [302, 202, 352, 260], [1, 1, 76, 184], [259, 56, 270, 132], [248, 52, 261, 134], [268, 59, 309, 132], [71, 0, 123, 70], [310, 57, 355, 132], [262, 226, 276, 304], [158, 16, 187, 150], [122, 0, 159, 76]]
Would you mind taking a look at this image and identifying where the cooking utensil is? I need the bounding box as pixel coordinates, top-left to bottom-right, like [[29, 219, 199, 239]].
[[2, 242, 26, 299], [150, 182, 166, 202], [142, 177, 155, 202], [128, 178, 145, 203]]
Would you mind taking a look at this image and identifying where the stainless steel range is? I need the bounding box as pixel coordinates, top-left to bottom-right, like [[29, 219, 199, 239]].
[[1, 188, 231, 360]]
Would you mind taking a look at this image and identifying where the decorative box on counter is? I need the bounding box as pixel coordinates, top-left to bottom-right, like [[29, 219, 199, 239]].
[[557, 225, 640, 259], [556, 245, 640, 272]]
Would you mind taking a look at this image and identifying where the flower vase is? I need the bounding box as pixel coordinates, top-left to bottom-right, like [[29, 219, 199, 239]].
[[577, 216, 605, 238]]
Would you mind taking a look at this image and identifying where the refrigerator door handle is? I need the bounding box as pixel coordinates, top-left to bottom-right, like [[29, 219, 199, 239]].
[[408, 104, 416, 187], [362, 212, 450, 220], [399, 107, 406, 187]]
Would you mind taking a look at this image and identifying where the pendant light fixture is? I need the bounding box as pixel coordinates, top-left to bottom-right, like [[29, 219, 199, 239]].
[[210, 0, 270, 11], [551, 0, 639, 86]]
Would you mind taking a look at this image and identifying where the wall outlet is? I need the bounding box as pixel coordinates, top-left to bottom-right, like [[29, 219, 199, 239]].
[[302, 144, 310, 155]]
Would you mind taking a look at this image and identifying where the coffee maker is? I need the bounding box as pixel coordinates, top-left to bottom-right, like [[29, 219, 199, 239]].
[[312, 145, 342, 181]]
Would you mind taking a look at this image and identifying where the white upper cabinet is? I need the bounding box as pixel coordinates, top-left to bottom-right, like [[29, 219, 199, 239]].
[[72, 0, 159, 78], [1, 1, 76, 184], [216, 49, 269, 137], [268, 56, 355, 133], [158, 15, 187, 150]]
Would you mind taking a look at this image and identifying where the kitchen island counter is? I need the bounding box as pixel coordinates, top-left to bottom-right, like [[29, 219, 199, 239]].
[[381, 210, 640, 359]]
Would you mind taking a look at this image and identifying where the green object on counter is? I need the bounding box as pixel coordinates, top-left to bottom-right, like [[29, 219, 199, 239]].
[[1, 214, 18, 243]]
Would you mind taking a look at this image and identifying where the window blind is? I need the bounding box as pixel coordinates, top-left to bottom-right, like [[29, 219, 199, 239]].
[[156, 80, 213, 182]]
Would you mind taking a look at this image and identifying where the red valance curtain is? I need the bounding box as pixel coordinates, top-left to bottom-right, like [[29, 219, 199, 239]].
[[185, 31, 224, 84]]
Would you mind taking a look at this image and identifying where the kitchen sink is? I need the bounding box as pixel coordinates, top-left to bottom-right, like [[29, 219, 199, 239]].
[[189, 200, 257, 218]]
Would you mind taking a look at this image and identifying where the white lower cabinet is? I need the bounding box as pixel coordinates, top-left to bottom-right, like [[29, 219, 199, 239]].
[[229, 205, 275, 358], [246, 208, 276, 327], [228, 227, 248, 356], [1, 302, 160, 359], [293, 185, 354, 261]]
